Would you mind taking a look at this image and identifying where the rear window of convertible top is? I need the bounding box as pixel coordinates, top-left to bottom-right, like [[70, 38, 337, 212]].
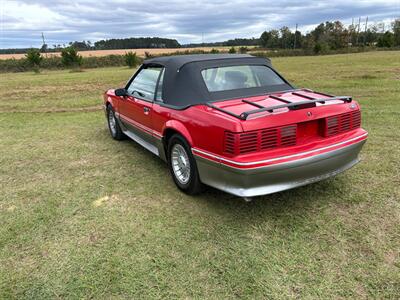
[[201, 65, 285, 92]]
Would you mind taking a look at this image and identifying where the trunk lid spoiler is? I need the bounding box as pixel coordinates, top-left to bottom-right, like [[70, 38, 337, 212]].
[[207, 89, 352, 120]]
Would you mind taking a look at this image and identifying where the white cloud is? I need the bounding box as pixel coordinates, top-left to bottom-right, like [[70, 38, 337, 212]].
[[1, 0, 399, 48]]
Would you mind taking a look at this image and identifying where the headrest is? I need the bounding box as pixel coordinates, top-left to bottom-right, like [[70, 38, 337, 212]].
[[224, 71, 248, 87]]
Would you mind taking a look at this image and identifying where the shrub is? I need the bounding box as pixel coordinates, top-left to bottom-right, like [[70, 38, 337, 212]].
[[25, 49, 43, 73], [0, 54, 139, 73], [82, 55, 128, 68], [61, 47, 83, 69], [1, 47, 395, 73], [238, 46, 248, 53], [210, 48, 220, 54], [377, 32, 395, 48], [124, 51, 139, 68], [228, 47, 236, 53], [313, 42, 330, 54]]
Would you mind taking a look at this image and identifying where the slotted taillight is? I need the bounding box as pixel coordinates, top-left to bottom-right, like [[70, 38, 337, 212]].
[[239, 132, 259, 154], [325, 110, 361, 137], [223, 125, 297, 155], [224, 131, 236, 154], [280, 125, 297, 147]]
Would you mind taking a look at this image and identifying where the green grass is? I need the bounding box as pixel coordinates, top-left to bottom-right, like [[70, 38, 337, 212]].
[[1, 51, 399, 299]]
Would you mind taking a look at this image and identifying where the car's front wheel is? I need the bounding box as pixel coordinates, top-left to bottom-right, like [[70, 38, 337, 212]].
[[106, 105, 125, 140], [168, 134, 203, 195]]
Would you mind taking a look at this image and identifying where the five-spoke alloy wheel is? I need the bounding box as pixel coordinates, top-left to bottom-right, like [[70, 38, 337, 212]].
[[168, 134, 203, 195]]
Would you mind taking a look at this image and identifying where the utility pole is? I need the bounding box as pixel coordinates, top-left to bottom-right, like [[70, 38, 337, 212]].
[[41, 32, 47, 57], [356, 17, 361, 46], [293, 23, 298, 49], [363, 16, 368, 45], [349, 18, 354, 47]]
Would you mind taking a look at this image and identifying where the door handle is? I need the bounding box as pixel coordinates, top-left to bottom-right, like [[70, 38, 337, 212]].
[[143, 106, 150, 115]]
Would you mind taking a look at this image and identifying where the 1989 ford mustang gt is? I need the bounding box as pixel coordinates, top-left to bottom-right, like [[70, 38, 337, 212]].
[[104, 54, 368, 198]]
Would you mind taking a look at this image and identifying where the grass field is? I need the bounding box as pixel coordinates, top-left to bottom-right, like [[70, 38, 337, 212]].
[[1, 51, 399, 299]]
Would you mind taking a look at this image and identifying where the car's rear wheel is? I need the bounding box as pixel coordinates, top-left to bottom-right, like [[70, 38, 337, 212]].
[[168, 134, 203, 195], [107, 105, 125, 140]]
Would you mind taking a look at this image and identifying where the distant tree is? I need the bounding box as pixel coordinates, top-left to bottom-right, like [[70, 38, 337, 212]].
[[228, 46, 236, 53], [70, 41, 91, 50], [362, 26, 380, 45], [293, 30, 302, 48], [124, 51, 139, 68], [260, 31, 271, 47], [308, 21, 348, 50], [259, 30, 280, 48], [94, 37, 180, 50], [330, 21, 348, 49], [302, 33, 316, 50], [223, 38, 259, 46], [61, 46, 83, 70], [25, 49, 43, 73], [312, 23, 326, 42], [280, 26, 293, 49], [393, 19, 400, 46], [377, 31, 394, 47]]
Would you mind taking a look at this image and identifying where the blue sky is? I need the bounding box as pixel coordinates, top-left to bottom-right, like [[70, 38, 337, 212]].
[[1, 0, 399, 48]]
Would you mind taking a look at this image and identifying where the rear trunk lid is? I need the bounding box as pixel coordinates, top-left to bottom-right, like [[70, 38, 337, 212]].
[[210, 89, 361, 156]]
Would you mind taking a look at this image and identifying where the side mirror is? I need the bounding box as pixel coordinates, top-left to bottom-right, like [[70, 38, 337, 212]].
[[115, 88, 127, 97]]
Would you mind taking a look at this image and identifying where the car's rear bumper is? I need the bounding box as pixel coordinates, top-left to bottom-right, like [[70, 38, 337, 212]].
[[193, 134, 367, 197]]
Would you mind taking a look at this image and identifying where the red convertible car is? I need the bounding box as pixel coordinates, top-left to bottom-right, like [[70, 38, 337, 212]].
[[104, 54, 367, 198]]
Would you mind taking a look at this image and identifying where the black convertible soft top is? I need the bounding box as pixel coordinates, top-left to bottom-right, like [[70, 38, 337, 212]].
[[141, 54, 292, 108]]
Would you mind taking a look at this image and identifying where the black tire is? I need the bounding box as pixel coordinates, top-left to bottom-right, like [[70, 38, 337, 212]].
[[168, 134, 203, 195], [106, 105, 125, 140]]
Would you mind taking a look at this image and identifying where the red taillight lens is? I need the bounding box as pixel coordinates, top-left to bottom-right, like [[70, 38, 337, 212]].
[[224, 125, 297, 155], [325, 110, 361, 137], [224, 131, 236, 155]]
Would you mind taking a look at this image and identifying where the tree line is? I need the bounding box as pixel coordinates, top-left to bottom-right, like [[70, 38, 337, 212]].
[[259, 19, 400, 53], [0, 37, 181, 54], [1, 19, 398, 55]]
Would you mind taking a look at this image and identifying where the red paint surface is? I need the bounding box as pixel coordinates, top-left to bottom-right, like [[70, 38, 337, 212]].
[[104, 88, 367, 168]]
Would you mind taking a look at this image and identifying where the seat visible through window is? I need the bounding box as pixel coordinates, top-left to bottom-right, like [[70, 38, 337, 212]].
[[224, 71, 248, 90]]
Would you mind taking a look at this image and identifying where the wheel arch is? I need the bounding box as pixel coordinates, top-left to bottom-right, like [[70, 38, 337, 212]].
[[104, 91, 119, 112], [105, 101, 112, 109], [162, 121, 194, 160], [163, 121, 193, 144]]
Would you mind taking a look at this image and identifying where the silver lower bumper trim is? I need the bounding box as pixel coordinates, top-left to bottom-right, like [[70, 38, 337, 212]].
[[194, 140, 366, 197]]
